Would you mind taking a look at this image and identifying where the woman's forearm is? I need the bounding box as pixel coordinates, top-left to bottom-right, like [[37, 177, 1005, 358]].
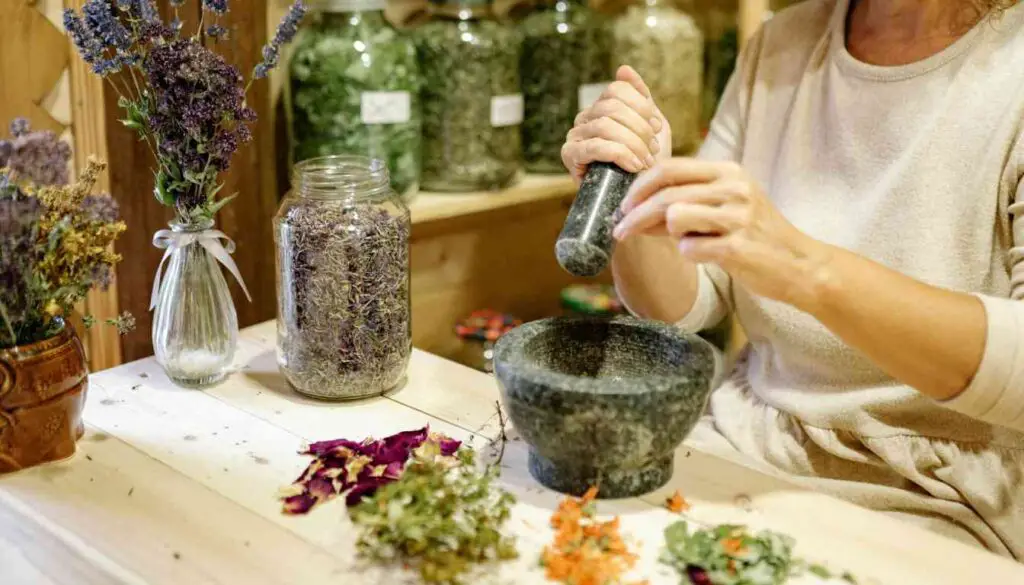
[[611, 235, 701, 324], [795, 241, 988, 401]]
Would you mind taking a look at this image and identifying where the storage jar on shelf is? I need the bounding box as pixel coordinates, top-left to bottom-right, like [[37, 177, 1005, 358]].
[[288, 0, 422, 200], [520, 0, 612, 173], [612, 0, 703, 155], [688, 0, 738, 136], [274, 156, 411, 401], [416, 0, 523, 191]]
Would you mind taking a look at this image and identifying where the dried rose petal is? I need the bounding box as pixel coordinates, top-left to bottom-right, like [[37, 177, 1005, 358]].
[[437, 436, 461, 456], [382, 461, 404, 479], [283, 493, 317, 514], [686, 566, 712, 585], [305, 438, 365, 457], [307, 477, 335, 501], [344, 477, 390, 506]]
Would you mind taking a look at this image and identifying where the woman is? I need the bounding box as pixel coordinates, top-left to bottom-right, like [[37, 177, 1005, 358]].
[[561, 0, 1024, 558]]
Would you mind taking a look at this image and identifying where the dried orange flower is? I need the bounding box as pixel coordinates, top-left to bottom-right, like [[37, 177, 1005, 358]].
[[665, 490, 690, 514]]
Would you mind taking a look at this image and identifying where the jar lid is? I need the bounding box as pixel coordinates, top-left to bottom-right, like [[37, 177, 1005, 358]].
[[309, 0, 387, 12]]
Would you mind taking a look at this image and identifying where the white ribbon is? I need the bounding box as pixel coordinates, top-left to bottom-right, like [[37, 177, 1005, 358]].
[[149, 228, 252, 310]]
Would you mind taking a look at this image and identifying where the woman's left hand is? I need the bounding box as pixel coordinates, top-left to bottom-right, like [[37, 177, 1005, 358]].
[[612, 158, 829, 307]]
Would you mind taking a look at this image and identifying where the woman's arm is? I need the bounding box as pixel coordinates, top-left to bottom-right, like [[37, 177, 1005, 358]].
[[614, 160, 1024, 431]]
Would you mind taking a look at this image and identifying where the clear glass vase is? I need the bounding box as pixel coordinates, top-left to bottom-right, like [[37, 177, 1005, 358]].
[[152, 218, 239, 388]]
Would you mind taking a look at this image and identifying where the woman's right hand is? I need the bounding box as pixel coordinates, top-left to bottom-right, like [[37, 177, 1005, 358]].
[[561, 65, 671, 184]]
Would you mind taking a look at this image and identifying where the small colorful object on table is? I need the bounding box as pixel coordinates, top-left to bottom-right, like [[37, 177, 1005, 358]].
[[560, 284, 625, 316], [455, 310, 523, 373]]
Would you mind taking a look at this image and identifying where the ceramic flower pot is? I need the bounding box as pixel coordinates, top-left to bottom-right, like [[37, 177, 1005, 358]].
[[0, 323, 88, 474], [493, 316, 716, 498]]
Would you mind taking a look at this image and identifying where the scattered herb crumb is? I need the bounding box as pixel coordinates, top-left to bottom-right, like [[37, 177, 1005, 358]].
[[139, 372, 149, 379], [172, 552, 181, 560], [666, 490, 690, 514], [541, 487, 645, 585], [131, 384, 141, 391], [184, 435, 197, 442], [350, 446, 517, 584], [128, 487, 134, 496], [660, 521, 858, 585], [85, 455, 93, 461]]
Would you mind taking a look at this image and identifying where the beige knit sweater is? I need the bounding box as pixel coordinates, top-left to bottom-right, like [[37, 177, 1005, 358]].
[[674, 0, 1024, 558]]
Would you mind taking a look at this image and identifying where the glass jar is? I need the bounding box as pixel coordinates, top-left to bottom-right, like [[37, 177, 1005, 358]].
[[288, 0, 422, 200], [689, 0, 738, 136], [416, 0, 523, 191], [520, 0, 612, 173], [151, 218, 239, 388], [274, 156, 411, 400], [612, 0, 703, 154]]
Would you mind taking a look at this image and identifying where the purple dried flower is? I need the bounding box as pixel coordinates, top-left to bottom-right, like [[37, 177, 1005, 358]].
[[1, 120, 72, 186], [202, 0, 229, 14], [206, 24, 228, 40], [118, 0, 158, 22], [82, 194, 120, 222], [254, 1, 306, 79], [64, 9, 114, 76], [83, 0, 132, 53]]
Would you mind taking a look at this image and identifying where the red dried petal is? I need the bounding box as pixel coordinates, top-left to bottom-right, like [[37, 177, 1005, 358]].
[[306, 438, 366, 457], [383, 461, 404, 479], [437, 437, 461, 456], [282, 493, 317, 515], [307, 477, 335, 501]]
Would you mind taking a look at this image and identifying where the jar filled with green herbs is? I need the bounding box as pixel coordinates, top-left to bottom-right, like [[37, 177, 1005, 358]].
[[416, 0, 523, 191], [274, 156, 411, 401], [288, 0, 422, 199], [612, 0, 703, 155], [689, 0, 738, 136], [520, 0, 612, 173]]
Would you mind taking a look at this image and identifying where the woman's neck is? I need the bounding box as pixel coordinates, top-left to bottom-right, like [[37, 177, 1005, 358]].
[[846, 0, 984, 65]]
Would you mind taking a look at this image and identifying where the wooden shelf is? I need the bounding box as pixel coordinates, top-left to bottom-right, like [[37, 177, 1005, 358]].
[[410, 174, 576, 225]]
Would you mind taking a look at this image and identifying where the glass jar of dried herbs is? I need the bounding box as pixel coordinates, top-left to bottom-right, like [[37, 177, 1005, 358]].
[[689, 0, 738, 136], [288, 0, 422, 200], [416, 0, 523, 191], [520, 0, 612, 173], [612, 0, 704, 155], [274, 156, 411, 401]]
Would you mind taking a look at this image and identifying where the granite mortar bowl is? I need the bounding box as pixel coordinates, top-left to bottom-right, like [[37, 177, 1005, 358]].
[[493, 316, 716, 499]]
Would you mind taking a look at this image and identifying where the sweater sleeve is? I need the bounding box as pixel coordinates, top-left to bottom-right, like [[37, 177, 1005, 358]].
[[941, 186, 1024, 431]]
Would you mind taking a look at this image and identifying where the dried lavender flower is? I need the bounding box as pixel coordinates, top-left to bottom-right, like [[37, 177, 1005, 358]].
[[202, 0, 229, 14], [0, 119, 72, 187], [255, 1, 306, 79]]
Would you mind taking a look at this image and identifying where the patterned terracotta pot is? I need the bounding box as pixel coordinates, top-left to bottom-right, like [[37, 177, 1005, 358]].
[[0, 323, 88, 474]]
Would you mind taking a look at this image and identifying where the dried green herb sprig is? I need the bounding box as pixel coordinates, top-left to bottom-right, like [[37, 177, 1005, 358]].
[[350, 445, 519, 585], [660, 521, 857, 585]]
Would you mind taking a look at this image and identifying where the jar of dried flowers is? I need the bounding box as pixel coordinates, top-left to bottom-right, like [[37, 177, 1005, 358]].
[[274, 155, 411, 400], [0, 119, 131, 473], [65, 0, 307, 387]]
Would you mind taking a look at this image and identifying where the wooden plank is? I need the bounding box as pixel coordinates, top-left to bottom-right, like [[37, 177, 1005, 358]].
[[65, 0, 123, 373], [0, 1, 68, 134], [410, 175, 576, 225]]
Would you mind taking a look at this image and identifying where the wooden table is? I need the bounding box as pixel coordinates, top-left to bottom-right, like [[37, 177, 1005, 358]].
[[1, 322, 1020, 585]]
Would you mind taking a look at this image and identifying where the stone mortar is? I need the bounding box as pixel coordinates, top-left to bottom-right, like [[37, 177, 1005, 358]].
[[493, 315, 715, 498]]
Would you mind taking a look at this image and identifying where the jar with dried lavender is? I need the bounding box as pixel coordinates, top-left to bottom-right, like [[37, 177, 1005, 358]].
[[274, 156, 411, 400], [520, 0, 612, 173], [612, 0, 703, 154], [288, 0, 422, 200], [416, 0, 523, 191]]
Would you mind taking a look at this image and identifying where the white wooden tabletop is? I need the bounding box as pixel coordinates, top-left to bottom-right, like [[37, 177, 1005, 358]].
[[1, 321, 1021, 585]]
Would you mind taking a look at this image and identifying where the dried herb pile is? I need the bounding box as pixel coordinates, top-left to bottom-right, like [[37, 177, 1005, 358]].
[[350, 442, 519, 584], [612, 2, 703, 154], [275, 200, 410, 400], [416, 12, 523, 191], [280, 427, 459, 514], [289, 10, 422, 198], [520, 0, 611, 173], [660, 521, 858, 585], [541, 487, 647, 585]]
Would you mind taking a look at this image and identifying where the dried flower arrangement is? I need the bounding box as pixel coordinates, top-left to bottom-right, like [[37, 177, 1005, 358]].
[[0, 119, 132, 349], [63, 0, 307, 224]]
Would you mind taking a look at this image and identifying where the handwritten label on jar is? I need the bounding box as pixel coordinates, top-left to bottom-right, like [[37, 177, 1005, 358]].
[[578, 82, 611, 111], [361, 92, 412, 125], [490, 94, 524, 127]]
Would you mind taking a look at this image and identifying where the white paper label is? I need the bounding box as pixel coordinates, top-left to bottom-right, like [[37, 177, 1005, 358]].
[[360, 91, 412, 124], [578, 82, 611, 110], [490, 94, 524, 127]]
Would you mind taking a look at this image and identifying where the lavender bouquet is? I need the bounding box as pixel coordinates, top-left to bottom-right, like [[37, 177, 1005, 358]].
[[0, 119, 131, 349], [64, 0, 306, 223], [64, 0, 305, 387]]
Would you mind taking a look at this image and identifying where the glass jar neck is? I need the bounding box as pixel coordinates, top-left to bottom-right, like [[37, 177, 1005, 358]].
[[171, 217, 215, 232], [318, 7, 387, 27], [293, 155, 392, 202]]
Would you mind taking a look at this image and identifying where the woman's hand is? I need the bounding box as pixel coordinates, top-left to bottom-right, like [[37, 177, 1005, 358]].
[[613, 158, 830, 306], [561, 65, 671, 183]]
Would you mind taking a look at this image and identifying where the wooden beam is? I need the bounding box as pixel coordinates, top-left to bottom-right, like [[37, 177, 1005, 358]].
[[65, 0, 124, 372]]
